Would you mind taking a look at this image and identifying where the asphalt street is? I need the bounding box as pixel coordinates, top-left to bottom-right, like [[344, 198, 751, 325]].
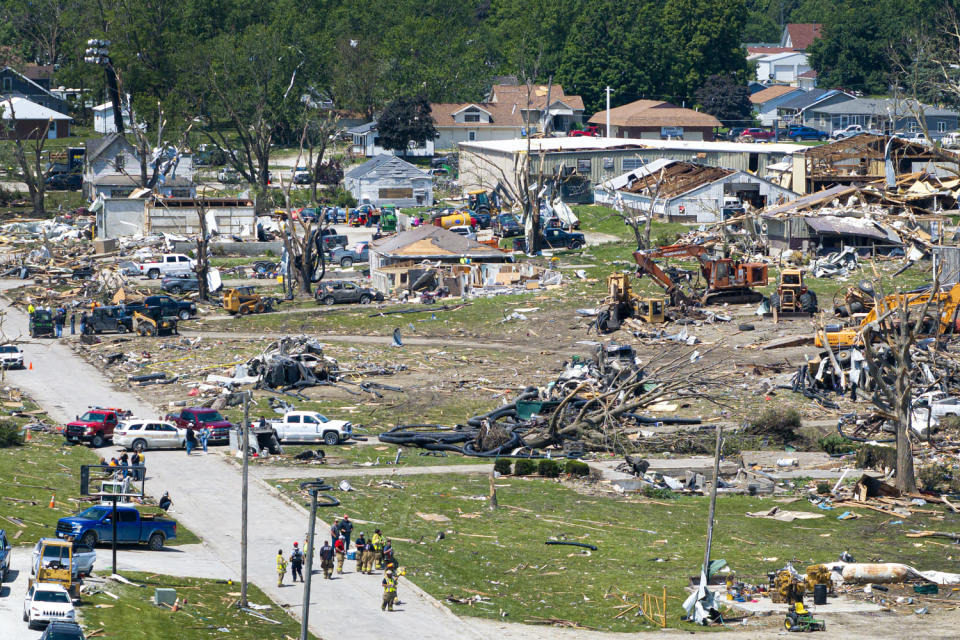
[[0, 283, 487, 640]]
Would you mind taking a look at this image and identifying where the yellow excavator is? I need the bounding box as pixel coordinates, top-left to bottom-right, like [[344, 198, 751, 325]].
[[816, 283, 960, 348]]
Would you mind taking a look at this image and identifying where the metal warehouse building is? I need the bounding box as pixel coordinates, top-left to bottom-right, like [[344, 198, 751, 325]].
[[458, 137, 805, 201]]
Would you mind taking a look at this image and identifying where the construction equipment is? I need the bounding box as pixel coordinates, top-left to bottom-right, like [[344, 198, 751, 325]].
[[784, 601, 825, 632], [769, 269, 818, 315], [596, 274, 667, 332], [30, 539, 80, 599], [816, 282, 960, 348], [468, 189, 500, 218], [380, 205, 398, 233], [771, 569, 804, 604], [633, 243, 768, 305], [132, 309, 178, 337], [223, 287, 278, 315]]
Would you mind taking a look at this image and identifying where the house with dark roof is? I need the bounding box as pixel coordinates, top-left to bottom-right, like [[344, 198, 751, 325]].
[[797, 69, 818, 90], [83, 133, 195, 199], [801, 98, 960, 138], [750, 85, 805, 126], [588, 100, 721, 141], [0, 66, 67, 113], [780, 24, 822, 50], [775, 89, 854, 126], [343, 155, 433, 207]]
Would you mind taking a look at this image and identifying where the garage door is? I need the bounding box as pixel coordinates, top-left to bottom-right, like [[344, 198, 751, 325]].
[[774, 65, 793, 82], [379, 187, 413, 199]]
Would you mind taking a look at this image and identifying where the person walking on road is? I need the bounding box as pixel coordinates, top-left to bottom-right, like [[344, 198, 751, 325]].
[[319, 540, 334, 579], [290, 542, 304, 582], [70, 312, 76, 335], [27, 303, 35, 315], [334, 534, 346, 574], [277, 548, 287, 586], [354, 533, 367, 572], [54, 308, 64, 338], [381, 570, 398, 611], [199, 426, 210, 454], [339, 514, 353, 550], [185, 427, 197, 455], [330, 519, 341, 545], [79, 311, 88, 335], [362, 537, 376, 574]]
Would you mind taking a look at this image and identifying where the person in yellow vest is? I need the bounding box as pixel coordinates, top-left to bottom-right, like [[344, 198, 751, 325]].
[[27, 303, 35, 315], [276, 548, 287, 586], [381, 570, 398, 611], [372, 529, 384, 569]]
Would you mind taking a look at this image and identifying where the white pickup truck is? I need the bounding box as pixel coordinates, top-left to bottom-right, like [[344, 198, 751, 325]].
[[911, 391, 960, 434], [138, 253, 196, 279], [271, 411, 352, 445]]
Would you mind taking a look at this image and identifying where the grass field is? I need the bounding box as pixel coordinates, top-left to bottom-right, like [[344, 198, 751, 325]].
[[78, 572, 316, 640], [0, 421, 199, 547], [279, 473, 960, 632]]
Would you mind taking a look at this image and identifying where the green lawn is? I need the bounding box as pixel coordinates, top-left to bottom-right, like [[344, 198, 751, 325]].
[[278, 474, 960, 631], [78, 571, 316, 640], [0, 421, 199, 546]]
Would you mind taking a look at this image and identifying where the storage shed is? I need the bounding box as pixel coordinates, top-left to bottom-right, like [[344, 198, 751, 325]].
[[343, 155, 433, 207]]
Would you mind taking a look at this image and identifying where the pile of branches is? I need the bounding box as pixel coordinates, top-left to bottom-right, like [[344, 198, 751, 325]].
[[379, 345, 718, 457]]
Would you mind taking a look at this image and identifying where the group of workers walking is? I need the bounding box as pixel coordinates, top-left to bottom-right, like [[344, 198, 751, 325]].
[[276, 515, 402, 611]]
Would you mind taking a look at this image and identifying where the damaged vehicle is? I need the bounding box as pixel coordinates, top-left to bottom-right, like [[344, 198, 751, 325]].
[[314, 280, 383, 305]]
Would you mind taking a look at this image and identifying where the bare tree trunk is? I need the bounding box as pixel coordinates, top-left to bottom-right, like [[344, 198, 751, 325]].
[[194, 201, 211, 301]]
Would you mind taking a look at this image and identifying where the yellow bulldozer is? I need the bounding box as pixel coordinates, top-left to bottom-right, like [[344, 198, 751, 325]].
[[30, 539, 80, 599], [132, 310, 178, 337], [223, 287, 279, 315]]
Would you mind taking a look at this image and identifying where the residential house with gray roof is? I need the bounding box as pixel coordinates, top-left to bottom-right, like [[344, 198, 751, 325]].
[[344, 155, 433, 207], [802, 98, 959, 138]]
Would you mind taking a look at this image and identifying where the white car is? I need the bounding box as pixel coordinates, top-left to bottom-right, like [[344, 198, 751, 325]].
[[942, 132, 960, 148], [23, 582, 75, 628], [114, 419, 185, 452], [31, 539, 96, 578], [271, 410, 352, 445], [0, 344, 24, 368], [137, 253, 195, 280], [448, 225, 477, 240]]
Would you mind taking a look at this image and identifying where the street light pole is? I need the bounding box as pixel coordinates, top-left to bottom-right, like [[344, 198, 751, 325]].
[[240, 392, 250, 607], [84, 39, 124, 134], [298, 479, 339, 640]]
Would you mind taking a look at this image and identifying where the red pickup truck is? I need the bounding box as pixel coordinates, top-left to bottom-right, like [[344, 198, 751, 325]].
[[64, 408, 129, 447], [165, 408, 233, 443], [569, 125, 601, 137], [737, 128, 776, 142]]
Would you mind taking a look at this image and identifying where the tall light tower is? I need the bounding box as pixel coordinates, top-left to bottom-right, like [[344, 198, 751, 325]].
[[84, 39, 124, 134]]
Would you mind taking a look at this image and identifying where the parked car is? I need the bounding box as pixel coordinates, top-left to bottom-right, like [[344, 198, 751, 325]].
[[127, 295, 197, 320], [161, 274, 199, 295], [320, 229, 349, 253], [831, 124, 881, 140], [737, 128, 775, 142], [330, 243, 370, 268], [45, 173, 82, 191], [0, 344, 24, 369], [86, 306, 132, 334], [448, 225, 477, 240], [725, 127, 747, 141], [270, 410, 353, 445], [40, 621, 86, 640], [64, 408, 125, 447], [23, 582, 75, 628], [56, 505, 177, 550], [165, 408, 233, 442], [493, 213, 522, 237], [315, 280, 384, 305], [114, 419, 185, 452], [0, 528, 10, 583], [471, 211, 492, 229], [217, 168, 241, 183], [513, 227, 586, 252], [784, 125, 829, 142], [137, 254, 195, 279], [905, 132, 931, 145], [293, 166, 312, 184], [942, 132, 960, 148], [29, 309, 56, 338], [32, 539, 95, 578], [569, 125, 601, 137]]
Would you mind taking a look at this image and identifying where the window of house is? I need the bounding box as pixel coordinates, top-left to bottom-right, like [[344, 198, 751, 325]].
[[2, 77, 10, 92], [464, 113, 480, 123], [577, 158, 591, 172], [468, 131, 476, 141], [602, 157, 614, 170], [113, 154, 125, 171], [938, 121, 948, 133], [910, 121, 920, 133], [622, 158, 643, 171]]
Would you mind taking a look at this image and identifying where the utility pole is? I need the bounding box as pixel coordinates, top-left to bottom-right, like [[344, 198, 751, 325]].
[[703, 426, 722, 578], [299, 479, 339, 640], [606, 86, 611, 138], [240, 392, 250, 607]]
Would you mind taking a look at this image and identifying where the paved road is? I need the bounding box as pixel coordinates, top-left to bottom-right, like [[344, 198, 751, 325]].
[[0, 289, 487, 640]]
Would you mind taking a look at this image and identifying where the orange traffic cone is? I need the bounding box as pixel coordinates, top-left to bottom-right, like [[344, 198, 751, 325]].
[[24, 429, 31, 442], [48, 494, 55, 508], [28, 362, 32, 370]]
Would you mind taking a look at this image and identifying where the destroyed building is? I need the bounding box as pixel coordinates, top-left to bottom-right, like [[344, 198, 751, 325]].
[[369, 225, 512, 294], [596, 159, 799, 223], [94, 195, 256, 239], [343, 155, 434, 207], [83, 133, 196, 199]]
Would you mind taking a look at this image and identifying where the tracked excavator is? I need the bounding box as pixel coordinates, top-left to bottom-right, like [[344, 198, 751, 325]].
[[633, 243, 768, 305]]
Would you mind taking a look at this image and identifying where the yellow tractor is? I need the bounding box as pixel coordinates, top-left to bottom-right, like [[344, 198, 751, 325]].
[[597, 273, 667, 332], [132, 310, 178, 337], [30, 539, 80, 599], [223, 287, 279, 315], [769, 268, 817, 315]]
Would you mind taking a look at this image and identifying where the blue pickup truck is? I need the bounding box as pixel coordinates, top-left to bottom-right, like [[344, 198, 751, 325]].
[[0, 528, 10, 583], [56, 505, 177, 550]]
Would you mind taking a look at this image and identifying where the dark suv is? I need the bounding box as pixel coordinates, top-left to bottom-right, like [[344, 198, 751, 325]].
[[315, 280, 383, 305], [88, 305, 133, 334], [40, 621, 86, 640], [493, 213, 522, 237], [162, 274, 199, 294]]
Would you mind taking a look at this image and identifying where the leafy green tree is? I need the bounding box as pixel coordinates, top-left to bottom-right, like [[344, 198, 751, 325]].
[[377, 95, 437, 156], [695, 74, 753, 126]]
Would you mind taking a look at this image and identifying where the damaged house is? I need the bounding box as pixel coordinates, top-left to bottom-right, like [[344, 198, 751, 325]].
[[369, 225, 512, 294], [344, 155, 434, 207], [83, 133, 196, 199], [597, 159, 799, 223]]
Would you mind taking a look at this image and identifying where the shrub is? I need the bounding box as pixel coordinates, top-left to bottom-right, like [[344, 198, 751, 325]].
[[818, 433, 858, 455], [918, 464, 951, 492], [816, 481, 831, 495], [564, 460, 590, 477], [538, 459, 561, 478], [747, 408, 801, 442], [642, 486, 675, 500], [493, 458, 512, 475], [513, 459, 536, 476], [0, 422, 23, 447], [855, 444, 897, 472]]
